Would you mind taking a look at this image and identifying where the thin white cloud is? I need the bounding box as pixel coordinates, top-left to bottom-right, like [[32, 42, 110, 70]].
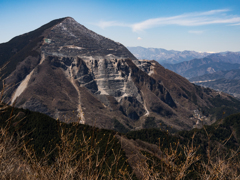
[[231, 22, 240, 26], [137, 37, 142, 40], [95, 9, 240, 32], [192, 9, 229, 16], [132, 9, 240, 32], [188, 30, 204, 35]]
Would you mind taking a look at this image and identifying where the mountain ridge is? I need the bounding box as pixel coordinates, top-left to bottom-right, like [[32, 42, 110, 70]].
[[127, 46, 210, 64], [163, 52, 240, 79]]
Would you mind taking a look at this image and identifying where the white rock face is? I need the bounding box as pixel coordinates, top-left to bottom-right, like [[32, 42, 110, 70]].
[[137, 60, 156, 76], [11, 53, 46, 104], [67, 58, 85, 124], [89, 58, 142, 103], [11, 70, 34, 105], [54, 54, 143, 105]]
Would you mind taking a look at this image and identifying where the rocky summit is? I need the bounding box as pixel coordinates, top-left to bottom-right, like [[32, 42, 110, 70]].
[[1, 17, 240, 132]]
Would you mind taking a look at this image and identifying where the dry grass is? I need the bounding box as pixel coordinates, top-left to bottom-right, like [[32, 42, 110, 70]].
[[0, 119, 135, 180], [128, 130, 240, 180], [198, 126, 240, 179], [133, 133, 201, 179], [1, 113, 240, 180], [0, 110, 135, 180]]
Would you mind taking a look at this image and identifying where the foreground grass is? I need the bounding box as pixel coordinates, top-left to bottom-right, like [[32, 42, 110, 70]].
[[1, 104, 240, 179], [0, 105, 136, 179]]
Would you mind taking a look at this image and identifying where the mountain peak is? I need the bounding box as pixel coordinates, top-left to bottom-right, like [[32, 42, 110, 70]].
[[42, 18, 137, 59], [61, 16, 78, 24], [64, 16, 74, 20]]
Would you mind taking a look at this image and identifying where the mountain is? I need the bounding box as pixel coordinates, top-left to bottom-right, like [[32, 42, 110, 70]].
[[163, 52, 240, 79], [2, 17, 240, 132], [127, 46, 210, 64], [192, 79, 240, 99], [190, 69, 240, 98], [190, 69, 240, 82]]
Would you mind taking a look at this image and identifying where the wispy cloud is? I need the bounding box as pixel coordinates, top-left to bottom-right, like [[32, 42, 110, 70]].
[[132, 9, 240, 32], [188, 30, 204, 35], [137, 37, 142, 40], [231, 22, 240, 26], [95, 9, 240, 32]]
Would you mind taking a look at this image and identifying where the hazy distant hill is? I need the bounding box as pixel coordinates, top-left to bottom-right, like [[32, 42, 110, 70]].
[[190, 69, 240, 82], [163, 52, 240, 79], [127, 46, 209, 64]]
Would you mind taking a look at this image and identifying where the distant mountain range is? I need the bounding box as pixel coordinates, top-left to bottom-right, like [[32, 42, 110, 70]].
[[163, 52, 240, 79], [127, 46, 210, 64], [190, 69, 240, 82]]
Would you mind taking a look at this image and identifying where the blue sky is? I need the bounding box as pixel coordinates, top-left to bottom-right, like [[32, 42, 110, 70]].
[[1, 0, 240, 52]]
